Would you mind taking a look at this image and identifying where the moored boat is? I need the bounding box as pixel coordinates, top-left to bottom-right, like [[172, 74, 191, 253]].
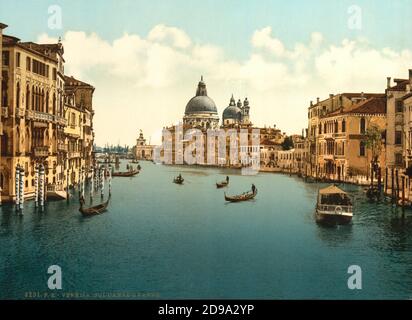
[[315, 185, 353, 226]]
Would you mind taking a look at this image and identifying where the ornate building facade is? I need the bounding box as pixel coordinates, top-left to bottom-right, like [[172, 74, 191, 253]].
[[0, 23, 95, 203]]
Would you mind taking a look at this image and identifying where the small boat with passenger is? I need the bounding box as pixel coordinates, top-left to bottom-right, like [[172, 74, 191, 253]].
[[173, 174, 184, 184], [216, 176, 229, 188], [224, 184, 257, 202]]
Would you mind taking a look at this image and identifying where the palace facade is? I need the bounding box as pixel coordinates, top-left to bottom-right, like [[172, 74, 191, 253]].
[[0, 22, 95, 203]]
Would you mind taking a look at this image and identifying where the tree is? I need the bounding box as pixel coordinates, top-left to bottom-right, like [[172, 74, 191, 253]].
[[364, 124, 383, 191], [364, 124, 383, 165], [281, 136, 294, 151]]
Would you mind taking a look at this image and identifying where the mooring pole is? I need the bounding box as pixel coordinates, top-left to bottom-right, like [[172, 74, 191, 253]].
[[385, 167, 388, 194], [19, 167, 24, 211], [39, 164, 45, 209], [396, 169, 400, 202], [15, 164, 20, 208], [34, 164, 39, 208], [402, 175, 405, 207]]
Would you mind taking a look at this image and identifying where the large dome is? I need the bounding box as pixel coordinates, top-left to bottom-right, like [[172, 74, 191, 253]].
[[185, 96, 218, 114], [184, 77, 218, 115]]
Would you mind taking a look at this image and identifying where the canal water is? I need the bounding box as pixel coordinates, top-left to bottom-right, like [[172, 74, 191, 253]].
[[1, 160, 412, 299]]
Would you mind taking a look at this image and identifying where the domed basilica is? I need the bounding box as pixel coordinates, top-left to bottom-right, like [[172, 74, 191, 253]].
[[183, 77, 252, 129]]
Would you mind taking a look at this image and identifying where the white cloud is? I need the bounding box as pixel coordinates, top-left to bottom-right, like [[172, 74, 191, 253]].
[[37, 25, 412, 146], [147, 24, 191, 49]]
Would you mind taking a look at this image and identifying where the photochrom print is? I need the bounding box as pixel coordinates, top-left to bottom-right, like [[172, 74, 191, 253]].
[[1, 0, 412, 302]]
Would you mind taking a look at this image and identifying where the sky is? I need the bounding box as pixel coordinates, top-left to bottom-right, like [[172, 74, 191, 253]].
[[1, 0, 412, 146]]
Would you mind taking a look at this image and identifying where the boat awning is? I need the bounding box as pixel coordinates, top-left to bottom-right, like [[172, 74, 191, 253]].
[[319, 185, 347, 195]]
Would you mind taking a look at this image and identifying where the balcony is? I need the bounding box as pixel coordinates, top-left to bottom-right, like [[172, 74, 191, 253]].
[[33, 146, 50, 158], [57, 143, 68, 152], [322, 154, 335, 160], [1, 107, 8, 118], [33, 111, 55, 122], [56, 116, 67, 126], [68, 151, 81, 159]]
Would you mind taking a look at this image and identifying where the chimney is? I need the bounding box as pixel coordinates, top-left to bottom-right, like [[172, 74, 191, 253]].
[[409, 69, 412, 85], [361, 92, 365, 100], [316, 97, 320, 104], [387, 77, 391, 89], [310, 101, 313, 107], [330, 94, 334, 109]]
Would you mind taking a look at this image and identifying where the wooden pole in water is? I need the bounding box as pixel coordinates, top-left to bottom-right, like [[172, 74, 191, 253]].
[[396, 169, 400, 201], [377, 167, 382, 199], [402, 175, 405, 207], [15, 164, 20, 208], [370, 163, 374, 189], [19, 167, 24, 211], [391, 168, 395, 203], [34, 164, 39, 208], [385, 167, 388, 194]]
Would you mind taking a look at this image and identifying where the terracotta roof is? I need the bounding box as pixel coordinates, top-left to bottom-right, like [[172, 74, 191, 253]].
[[388, 79, 409, 91], [64, 75, 94, 88], [346, 96, 386, 114], [322, 95, 386, 117]]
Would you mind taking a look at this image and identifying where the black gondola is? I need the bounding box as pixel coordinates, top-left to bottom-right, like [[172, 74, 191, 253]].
[[224, 187, 257, 202], [79, 193, 111, 216]]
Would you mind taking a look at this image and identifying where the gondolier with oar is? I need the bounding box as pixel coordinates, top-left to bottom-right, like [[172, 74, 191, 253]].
[[251, 184, 256, 194]]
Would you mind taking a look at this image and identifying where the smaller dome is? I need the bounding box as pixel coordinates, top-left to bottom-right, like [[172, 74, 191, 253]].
[[223, 95, 242, 121]]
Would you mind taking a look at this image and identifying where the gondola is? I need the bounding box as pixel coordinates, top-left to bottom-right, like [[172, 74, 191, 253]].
[[79, 193, 111, 217], [173, 176, 184, 184], [216, 176, 229, 188], [224, 188, 257, 202], [216, 181, 228, 188], [112, 170, 139, 177]]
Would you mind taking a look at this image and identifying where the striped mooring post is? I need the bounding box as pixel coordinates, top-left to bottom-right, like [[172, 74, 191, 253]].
[[19, 167, 25, 211], [34, 164, 39, 208], [15, 164, 20, 207]]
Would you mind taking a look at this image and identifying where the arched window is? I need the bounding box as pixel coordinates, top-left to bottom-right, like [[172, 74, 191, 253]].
[[16, 82, 20, 108], [53, 93, 56, 115], [26, 84, 30, 109], [360, 118, 366, 134], [41, 89, 45, 112], [359, 141, 366, 156], [342, 119, 346, 132], [46, 92, 49, 113]]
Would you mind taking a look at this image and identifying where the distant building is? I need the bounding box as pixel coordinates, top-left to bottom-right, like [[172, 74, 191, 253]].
[[135, 130, 154, 160]]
